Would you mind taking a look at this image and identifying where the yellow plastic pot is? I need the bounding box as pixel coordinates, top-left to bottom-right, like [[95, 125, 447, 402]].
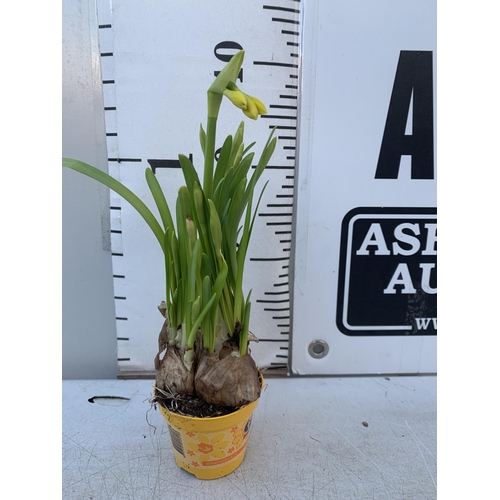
[[157, 373, 263, 480]]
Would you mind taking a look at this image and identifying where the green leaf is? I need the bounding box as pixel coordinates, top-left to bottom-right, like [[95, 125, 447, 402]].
[[201, 275, 213, 350], [145, 167, 174, 233], [187, 239, 201, 304], [250, 132, 277, 187], [239, 291, 252, 356], [208, 199, 222, 255], [199, 123, 206, 156], [213, 134, 233, 193], [186, 292, 216, 348], [228, 121, 244, 168], [63, 158, 164, 251], [179, 154, 201, 198], [230, 152, 255, 194], [193, 183, 214, 266]]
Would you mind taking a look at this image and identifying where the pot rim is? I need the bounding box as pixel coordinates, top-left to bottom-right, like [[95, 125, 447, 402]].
[[155, 370, 264, 422]]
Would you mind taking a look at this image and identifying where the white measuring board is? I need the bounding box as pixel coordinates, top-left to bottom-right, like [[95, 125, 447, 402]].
[[95, 0, 301, 375], [291, 0, 436, 374]]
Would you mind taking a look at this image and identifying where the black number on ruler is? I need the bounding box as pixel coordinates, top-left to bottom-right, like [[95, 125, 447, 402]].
[[214, 41, 243, 82]]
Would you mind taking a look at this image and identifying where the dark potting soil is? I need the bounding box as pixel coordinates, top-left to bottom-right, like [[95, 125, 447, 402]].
[[154, 389, 240, 418]]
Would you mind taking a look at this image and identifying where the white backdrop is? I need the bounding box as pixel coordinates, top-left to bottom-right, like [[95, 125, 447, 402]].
[[96, 0, 301, 375], [80, 0, 437, 376]]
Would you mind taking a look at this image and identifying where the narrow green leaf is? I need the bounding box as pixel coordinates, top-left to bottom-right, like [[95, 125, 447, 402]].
[[176, 195, 189, 297], [193, 183, 215, 266], [191, 296, 201, 324], [199, 123, 206, 156], [186, 293, 216, 348], [201, 275, 212, 351], [179, 154, 201, 197], [145, 167, 174, 233], [207, 199, 222, 255], [213, 134, 233, 193], [239, 291, 252, 356], [228, 121, 244, 169], [63, 158, 164, 251], [187, 239, 201, 304], [250, 133, 277, 188], [230, 152, 255, 193], [200, 253, 212, 281], [170, 230, 180, 286]]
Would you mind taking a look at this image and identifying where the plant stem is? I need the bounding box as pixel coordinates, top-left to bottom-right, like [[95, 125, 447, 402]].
[[203, 115, 218, 199]]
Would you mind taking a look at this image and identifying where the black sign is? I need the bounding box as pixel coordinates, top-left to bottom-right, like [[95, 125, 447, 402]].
[[337, 207, 437, 336]]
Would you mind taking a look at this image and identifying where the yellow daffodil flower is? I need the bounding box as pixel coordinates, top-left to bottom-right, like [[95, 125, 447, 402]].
[[223, 88, 247, 110], [223, 82, 268, 120], [249, 95, 267, 115], [243, 94, 258, 119], [204, 49, 269, 196]]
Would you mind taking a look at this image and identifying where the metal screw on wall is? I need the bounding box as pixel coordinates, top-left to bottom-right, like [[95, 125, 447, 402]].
[[308, 340, 329, 359]]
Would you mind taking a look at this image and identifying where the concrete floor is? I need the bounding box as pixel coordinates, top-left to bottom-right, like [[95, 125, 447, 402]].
[[62, 375, 436, 499]]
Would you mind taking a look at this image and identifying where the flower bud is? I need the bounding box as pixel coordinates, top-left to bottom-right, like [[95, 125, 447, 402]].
[[223, 89, 248, 110], [242, 94, 258, 120], [250, 96, 267, 115]]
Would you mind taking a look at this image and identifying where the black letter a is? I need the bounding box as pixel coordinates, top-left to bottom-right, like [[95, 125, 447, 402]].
[[375, 51, 434, 179]]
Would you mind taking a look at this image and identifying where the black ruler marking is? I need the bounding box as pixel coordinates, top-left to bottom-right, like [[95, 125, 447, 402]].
[[270, 104, 297, 110], [259, 338, 290, 342], [250, 257, 290, 262], [273, 17, 300, 25], [254, 61, 299, 69], [259, 212, 292, 217], [263, 5, 300, 14], [274, 282, 289, 287], [108, 158, 142, 163], [257, 299, 290, 304], [261, 114, 297, 120]]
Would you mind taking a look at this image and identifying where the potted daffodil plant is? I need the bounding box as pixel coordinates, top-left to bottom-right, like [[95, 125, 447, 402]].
[[63, 50, 276, 479]]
